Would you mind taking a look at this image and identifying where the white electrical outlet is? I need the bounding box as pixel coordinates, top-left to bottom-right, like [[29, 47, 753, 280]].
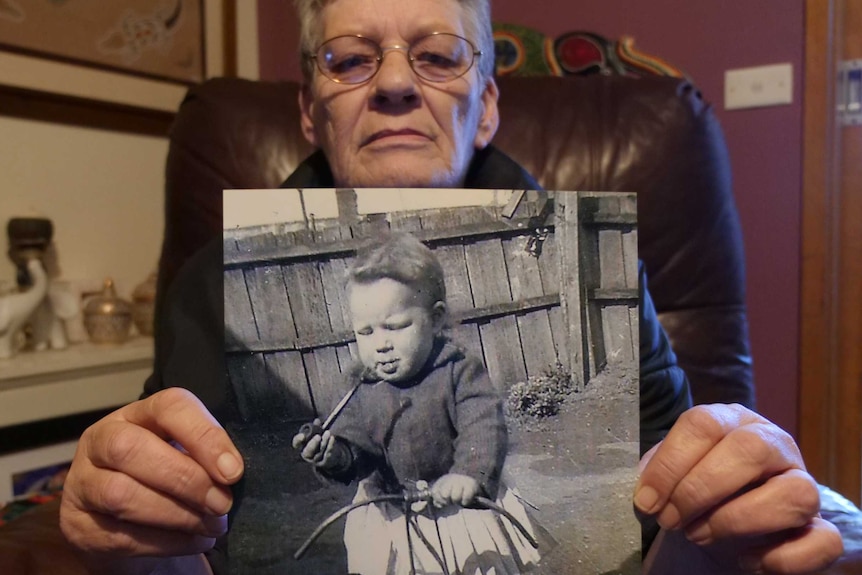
[[724, 63, 793, 110]]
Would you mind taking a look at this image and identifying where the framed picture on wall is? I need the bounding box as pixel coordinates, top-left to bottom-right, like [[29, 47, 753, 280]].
[[0, 0, 229, 113], [0, 0, 205, 83]]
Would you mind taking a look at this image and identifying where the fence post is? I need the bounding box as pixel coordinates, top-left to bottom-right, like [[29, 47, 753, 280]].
[[557, 192, 589, 388]]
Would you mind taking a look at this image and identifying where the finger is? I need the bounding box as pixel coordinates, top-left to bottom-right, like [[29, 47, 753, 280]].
[[60, 499, 218, 557], [291, 432, 307, 450], [320, 433, 336, 466], [461, 483, 478, 506], [301, 435, 323, 462], [634, 404, 766, 517], [81, 420, 233, 517], [321, 432, 341, 462], [431, 481, 450, 508], [455, 484, 471, 506], [63, 460, 228, 537], [117, 388, 243, 485], [450, 480, 472, 506], [656, 421, 802, 530], [738, 517, 843, 574], [684, 469, 819, 545]]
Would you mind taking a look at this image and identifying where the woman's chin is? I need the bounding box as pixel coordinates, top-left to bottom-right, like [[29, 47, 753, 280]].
[[336, 160, 461, 189]]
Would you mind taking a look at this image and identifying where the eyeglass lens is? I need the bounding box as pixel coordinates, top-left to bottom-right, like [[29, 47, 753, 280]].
[[316, 34, 476, 84]]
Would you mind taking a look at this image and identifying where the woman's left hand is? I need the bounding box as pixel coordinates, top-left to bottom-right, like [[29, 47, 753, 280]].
[[637, 403, 843, 574], [431, 473, 481, 507]]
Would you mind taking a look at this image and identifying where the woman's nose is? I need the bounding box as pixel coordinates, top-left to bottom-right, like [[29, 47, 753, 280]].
[[372, 49, 418, 105]]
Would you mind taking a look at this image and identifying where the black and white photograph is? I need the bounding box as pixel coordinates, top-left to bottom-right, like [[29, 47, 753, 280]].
[[222, 188, 639, 574]]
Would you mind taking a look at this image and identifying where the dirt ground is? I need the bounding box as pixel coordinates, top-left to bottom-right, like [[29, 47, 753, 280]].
[[225, 362, 640, 574]]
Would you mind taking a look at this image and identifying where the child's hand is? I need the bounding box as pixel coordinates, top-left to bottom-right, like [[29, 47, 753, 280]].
[[291, 420, 349, 471], [430, 473, 481, 507], [292, 418, 324, 451]]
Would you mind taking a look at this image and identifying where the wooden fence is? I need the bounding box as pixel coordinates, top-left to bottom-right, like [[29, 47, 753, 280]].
[[223, 191, 637, 422]]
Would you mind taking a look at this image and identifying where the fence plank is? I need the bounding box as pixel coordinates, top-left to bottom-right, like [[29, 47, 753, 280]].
[[449, 322, 484, 367], [265, 350, 315, 420], [622, 228, 639, 289], [281, 263, 331, 342], [557, 192, 588, 387], [351, 215, 391, 239], [316, 226, 353, 333], [237, 232, 298, 346], [224, 236, 259, 349], [389, 211, 423, 232], [224, 269, 258, 349], [281, 230, 344, 414], [601, 305, 636, 365], [464, 217, 527, 389], [305, 346, 346, 417], [419, 210, 475, 313], [536, 227, 569, 371], [503, 236, 557, 376], [338, 343, 359, 372], [419, 209, 482, 361], [226, 353, 274, 421], [598, 233, 626, 290]]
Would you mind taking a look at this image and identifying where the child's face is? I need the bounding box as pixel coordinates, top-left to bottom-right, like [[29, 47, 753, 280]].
[[348, 277, 444, 383]]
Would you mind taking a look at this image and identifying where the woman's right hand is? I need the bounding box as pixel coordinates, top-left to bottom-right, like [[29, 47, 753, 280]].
[[59, 388, 244, 558]]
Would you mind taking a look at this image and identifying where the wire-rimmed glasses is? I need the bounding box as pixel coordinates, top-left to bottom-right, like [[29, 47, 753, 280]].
[[308, 32, 482, 84]]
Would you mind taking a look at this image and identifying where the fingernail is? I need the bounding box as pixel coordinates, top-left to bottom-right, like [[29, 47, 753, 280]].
[[739, 555, 763, 573], [206, 486, 232, 515], [684, 520, 711, 544], [633, 486, 660, 514], [217, 452, 242, 481]]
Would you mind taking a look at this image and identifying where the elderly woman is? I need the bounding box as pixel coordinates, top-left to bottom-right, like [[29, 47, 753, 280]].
[[59, 0, 843, 574]]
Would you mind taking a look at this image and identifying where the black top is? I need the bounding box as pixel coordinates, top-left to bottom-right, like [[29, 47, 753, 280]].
[[143, 145, 691, 574]]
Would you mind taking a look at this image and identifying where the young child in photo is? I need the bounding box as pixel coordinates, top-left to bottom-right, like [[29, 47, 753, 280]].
[[292, 232, 540, 575]]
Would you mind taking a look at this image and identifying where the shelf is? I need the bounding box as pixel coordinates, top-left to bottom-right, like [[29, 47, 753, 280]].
[[0, 338, 154, 428]]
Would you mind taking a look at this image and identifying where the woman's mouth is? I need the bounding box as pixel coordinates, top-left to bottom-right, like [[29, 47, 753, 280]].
[[364, 129, 428, 147]]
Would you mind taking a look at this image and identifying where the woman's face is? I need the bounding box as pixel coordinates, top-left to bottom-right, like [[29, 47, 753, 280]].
[[348, 277, 444, 383], [299, 0, 499, 188]]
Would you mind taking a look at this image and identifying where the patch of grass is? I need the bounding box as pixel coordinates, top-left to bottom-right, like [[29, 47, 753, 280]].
[[506, 362, 575, 420]]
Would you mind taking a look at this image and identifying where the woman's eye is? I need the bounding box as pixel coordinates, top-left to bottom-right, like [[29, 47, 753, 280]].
[[384, 320, 412, 331], [415, 51, 458, 68], [329, 53, 374, 74], [356, 327, 373, 336]]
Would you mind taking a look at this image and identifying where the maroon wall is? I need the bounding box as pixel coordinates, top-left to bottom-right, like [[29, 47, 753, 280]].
[[257, 0, 805, 437]]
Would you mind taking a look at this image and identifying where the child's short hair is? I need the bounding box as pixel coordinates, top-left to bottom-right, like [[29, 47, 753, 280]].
[[347, 233, 446, 307]]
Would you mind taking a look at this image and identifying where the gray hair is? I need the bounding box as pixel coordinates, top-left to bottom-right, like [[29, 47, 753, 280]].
[[293, 0, 494, 80]]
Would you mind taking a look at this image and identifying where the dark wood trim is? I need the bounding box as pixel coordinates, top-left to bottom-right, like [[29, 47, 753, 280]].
[[0, 86, 174, 137], [799, 0, 862, 506], [833, 0, 862, 505], [223, 0, 238, 77], [799, 0, 833, 486]]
